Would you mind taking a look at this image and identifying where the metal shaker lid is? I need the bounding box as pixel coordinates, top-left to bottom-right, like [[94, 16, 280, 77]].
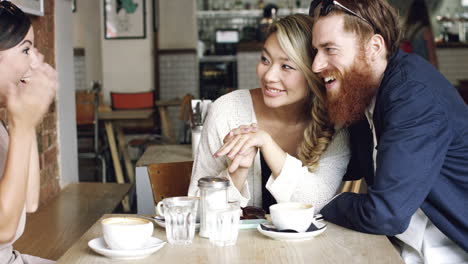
[[198, 176, 230, 188]]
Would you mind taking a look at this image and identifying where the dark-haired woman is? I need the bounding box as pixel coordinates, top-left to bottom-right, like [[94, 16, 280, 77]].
[[403, 0, 438, 68], [0, 2, 57, 263]]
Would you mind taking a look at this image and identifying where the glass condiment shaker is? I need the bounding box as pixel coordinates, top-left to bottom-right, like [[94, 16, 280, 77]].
[[198, 176, 230, 238]]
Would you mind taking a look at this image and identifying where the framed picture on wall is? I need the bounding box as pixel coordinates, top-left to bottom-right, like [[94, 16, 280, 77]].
[[104, 0, 146, 39], [13, 0, 44, 16]]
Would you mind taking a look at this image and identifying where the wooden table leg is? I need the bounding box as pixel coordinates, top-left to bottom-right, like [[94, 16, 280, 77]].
[[115, 124, 135, 184], [104, 121, 130, 212]]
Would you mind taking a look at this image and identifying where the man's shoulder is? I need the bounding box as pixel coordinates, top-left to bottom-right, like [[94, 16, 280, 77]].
[[379, 51, 451, 103]]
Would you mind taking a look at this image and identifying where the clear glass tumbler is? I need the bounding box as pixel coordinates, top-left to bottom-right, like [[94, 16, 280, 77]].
[[209, 201, 241, 247], [162, 196, 199, 245]]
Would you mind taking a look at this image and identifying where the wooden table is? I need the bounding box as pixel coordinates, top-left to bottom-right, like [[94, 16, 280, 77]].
[[99, 109, 154, 212], [99, 109, 153, 181], [57, 214, 403, 263], [14, 183, 132, 260], [135, 144, 192, 214]]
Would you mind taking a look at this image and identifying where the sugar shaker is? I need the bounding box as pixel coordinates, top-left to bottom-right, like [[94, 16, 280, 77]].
[[198, 176, 230, 238]]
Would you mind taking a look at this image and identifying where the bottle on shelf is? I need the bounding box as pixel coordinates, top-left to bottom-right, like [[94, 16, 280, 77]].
[[257, 0, 265, 10], [234, 0, 243, 10]]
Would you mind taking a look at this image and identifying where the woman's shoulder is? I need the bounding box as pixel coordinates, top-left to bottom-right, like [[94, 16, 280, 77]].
[[321, 128, 350, 157], [213, 89, 252, 106], [209, 89, 254, 118]]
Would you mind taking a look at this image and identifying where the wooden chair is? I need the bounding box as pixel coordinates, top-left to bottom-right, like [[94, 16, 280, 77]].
[[110, 91, 156, 133], [340, 179, 365, 194], [147, 161, 193, 204], [155, 98, 181, 144], [110, 91, 162, 156], [76, 81, 108, 182]]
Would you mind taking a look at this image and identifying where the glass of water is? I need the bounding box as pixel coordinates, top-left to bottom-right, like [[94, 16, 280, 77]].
[[161, 196, 199, 245], [209, 201, 241, 247]]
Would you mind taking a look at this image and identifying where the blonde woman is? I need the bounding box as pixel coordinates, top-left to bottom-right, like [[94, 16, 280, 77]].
[[188, 14, 350, 212]]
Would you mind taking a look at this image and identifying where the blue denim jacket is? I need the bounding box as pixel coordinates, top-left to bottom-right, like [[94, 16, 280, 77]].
[[321, 50, 468, 252]]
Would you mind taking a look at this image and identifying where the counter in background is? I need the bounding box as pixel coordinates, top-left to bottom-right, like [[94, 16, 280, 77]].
[[436, 43, 468, 85]]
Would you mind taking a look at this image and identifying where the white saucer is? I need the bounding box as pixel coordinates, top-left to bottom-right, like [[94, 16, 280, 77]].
[[257, 221, 327, 241], [88, 237, 165, 260], [154, 217, 200, 230]]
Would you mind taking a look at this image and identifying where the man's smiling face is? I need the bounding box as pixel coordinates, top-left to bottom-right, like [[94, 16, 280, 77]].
[[311, 13, 378, 126], [311, 14, 360, 101]]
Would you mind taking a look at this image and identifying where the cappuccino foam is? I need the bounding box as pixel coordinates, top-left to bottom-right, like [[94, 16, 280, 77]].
[[102, 217, 149, 225]]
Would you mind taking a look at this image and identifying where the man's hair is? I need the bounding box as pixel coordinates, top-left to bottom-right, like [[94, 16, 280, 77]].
[[0, 1, 31, 51], [265, 14, 334, 172], [313, 0, 401, 59]]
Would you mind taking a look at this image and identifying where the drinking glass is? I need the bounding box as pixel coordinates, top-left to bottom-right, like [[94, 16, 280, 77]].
[[161, 196, 199, 245], [209, 201, 241, 246]]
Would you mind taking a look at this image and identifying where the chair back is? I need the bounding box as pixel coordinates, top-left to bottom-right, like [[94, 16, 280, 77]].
[[76, 90, 97, 125], [76, 81, 107, 182], [110, 91, 156, 133], [147, 161, 193, 204], [110, 91, 154, 110], [76, 81, 102, 125]]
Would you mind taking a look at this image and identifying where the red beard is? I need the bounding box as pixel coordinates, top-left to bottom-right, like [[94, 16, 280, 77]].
[[327, 56, 378, 127]]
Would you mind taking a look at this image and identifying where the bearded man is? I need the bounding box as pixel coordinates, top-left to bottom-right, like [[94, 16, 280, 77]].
[[309, 0, 468, 262]]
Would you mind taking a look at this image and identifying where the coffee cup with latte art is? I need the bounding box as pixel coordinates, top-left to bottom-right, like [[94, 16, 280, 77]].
[[101, 216, 154, 250]]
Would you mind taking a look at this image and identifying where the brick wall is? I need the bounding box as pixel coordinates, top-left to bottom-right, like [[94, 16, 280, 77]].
[[31, 0, 60, 207]]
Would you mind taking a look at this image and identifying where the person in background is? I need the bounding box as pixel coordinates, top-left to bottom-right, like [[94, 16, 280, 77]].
[[188, 14, 350, 213], [0, 2, 57, 263], [402, 0, 438, 68], [309, 0, 468, 262]]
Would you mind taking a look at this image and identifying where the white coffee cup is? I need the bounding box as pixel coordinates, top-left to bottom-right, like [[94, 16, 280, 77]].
[[101, 216, 154, 250], [269, 202, 315, 233]]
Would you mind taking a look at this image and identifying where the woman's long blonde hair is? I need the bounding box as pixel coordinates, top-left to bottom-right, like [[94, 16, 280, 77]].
[[266, 14, 334, 172]]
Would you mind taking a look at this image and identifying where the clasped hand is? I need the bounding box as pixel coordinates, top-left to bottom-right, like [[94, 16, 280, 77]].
[[214, 124, 271, 173]]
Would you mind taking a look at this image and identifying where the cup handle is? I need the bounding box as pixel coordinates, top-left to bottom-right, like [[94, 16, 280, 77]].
[[156, 201, 164, 217], [314, 214, 324, 221]]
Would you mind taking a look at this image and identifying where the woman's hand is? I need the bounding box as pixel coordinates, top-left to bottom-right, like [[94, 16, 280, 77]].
[[6, 49, 57, 130], [214, 124, 272, 173]]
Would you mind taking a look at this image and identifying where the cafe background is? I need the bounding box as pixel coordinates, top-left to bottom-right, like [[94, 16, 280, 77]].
[[11, 0, 467, 206]]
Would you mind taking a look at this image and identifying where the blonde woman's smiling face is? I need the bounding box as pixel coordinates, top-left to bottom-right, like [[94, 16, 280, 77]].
[[256, 32, 308, 109]]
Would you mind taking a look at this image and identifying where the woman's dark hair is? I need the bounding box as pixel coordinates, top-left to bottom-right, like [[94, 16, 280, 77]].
[[0, 1, 31, 51], [404, 0, 431, 41]]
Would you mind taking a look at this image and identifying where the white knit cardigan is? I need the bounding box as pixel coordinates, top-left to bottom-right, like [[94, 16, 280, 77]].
[[188, 89, 350, 212]]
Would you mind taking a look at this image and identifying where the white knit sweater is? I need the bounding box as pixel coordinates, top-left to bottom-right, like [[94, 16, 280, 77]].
[[188, 89, 350, 212]]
